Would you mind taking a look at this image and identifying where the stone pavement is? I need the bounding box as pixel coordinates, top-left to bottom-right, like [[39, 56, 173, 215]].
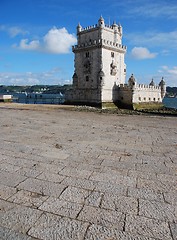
[[0, 104, 177, 240]]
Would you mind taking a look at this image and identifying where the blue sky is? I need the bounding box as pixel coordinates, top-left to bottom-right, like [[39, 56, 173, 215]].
[[0, 0, 177, 86]]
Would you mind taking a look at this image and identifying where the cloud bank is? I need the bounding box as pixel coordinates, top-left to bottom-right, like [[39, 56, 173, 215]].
[[16, 27, 77, 54], [0, 68, 71, 86], [131, 47, 157, 59]]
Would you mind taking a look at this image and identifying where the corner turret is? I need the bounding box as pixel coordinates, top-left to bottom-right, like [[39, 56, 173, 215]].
[[149, 78, 155, 87], [159, 77, 166, 99], [77, 23, 82, 33], [128, 74, 136, 90], [98, 16, 105, 28]]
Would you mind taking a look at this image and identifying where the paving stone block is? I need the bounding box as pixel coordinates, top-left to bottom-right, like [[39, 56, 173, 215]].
[[17, 178, 67, 197], [128, 187, 164, 202], [137, 178, 174, 192], [0, 226, 34, 240], [36, 172, 66, 183], [85, 223, 156, 240], [59, 186, 90, 204], [0, 170, 27, 187], [125, 214, 172, 240], [139, 199, 177, 222], [85, 191, 103, 207], [0, 184, 17, 200], [0, 162, 21, 173], [78, 205, 124, 229], [62, 176, 96, 190], [28, 212, 89, 240], [8, 189, 48, 208], [59, 167, 92, 179], [94, 181, 127, 196], [169, 222, 177, 240], [35, 162, 65, 174], [90, 172, 136, 187], [16, 167, 42, 178], [39, 197, 83, 218], [128, 170, 157, 180], [163, 191, 177, 205], [0, 199, 42, 234], [101, 194, 138, 214]]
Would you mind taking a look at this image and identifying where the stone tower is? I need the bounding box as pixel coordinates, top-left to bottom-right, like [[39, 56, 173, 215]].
[[66, 16, 127, 107]]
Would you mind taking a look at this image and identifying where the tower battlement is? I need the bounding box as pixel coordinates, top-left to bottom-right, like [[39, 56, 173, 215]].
[[72, 39, 126, 52]]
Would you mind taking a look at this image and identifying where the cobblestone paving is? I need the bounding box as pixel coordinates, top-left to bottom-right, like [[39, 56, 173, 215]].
[[0, 105, 177, 240]]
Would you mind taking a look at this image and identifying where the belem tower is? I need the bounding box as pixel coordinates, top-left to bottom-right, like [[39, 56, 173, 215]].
[[65, 16, 166, 109]]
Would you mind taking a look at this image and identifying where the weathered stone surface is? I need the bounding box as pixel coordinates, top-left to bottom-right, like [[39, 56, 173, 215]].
[[0, 226, 34, 240], [36, 172, 66, 183], [59, 167, 92, 179], [139, 199, 177, 222], [163, 191, 177, 205], [85, 191, 103, 207], [34, 162, 65, 174], [0, 162, 21, 173], [1, 105, 177, 239], [16, 167, 42, 178], [128, 169, 157, 180], [137, 177, 175, 192], [39, 197, 83, 218], [17, 178, 67, 197], [62, 176, 96, 190], [28, 212, 89, 240], [101, 194, 138, 214], [128, 187, 164, 202], [77, 205, 124, 229], [0, 199, 42, 234], [0, 184, 17, 200], [125, 215, 172, 240], [90, 172, 136, 187], [169, 222, 177, 240], [94, 181, 127, 196], [8, 190, 48, 208], [59, 186, 90, 204], [85, 224, 156, 240], [0, 170, 27, 187]]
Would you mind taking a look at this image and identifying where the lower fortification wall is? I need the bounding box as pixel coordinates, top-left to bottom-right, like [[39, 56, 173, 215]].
[[115, 84, 163, 109]]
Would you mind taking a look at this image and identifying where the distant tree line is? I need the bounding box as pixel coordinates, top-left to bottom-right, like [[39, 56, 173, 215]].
[[166, 87, 177, 97], [0, 84, 176, 97], [0, 84, 72, 95]]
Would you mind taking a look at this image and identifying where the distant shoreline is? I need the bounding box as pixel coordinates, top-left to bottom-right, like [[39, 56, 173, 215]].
[[1, 103, 177, 117]]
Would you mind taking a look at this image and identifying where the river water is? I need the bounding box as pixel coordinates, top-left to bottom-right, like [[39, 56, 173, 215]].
[[11, 94, 177, 110], [163, 97, 177, 110]]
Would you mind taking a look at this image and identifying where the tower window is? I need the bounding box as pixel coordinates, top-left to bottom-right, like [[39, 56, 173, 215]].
[[111, 52, 114, 58], [86, 52, 89, 58], [86, 76, 89, 81]]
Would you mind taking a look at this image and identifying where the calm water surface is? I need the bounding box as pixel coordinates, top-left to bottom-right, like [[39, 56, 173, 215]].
[[163, 97, 177, 109]]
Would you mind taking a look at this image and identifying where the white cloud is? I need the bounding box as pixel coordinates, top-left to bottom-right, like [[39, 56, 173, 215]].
[[126, 31, 177, 50], [127, 2, 177, 19], [19, 39, 40, 50], [0, 25, 28, 37], [0, 68, 71, 86], [43, 27, 76, 54], [8, 27, 29, 37], [16, 27, 77, 54], [131, 47, 157, 59]]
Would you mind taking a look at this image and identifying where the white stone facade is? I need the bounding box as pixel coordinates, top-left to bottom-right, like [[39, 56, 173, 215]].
[[65, 17, 166, 108]]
